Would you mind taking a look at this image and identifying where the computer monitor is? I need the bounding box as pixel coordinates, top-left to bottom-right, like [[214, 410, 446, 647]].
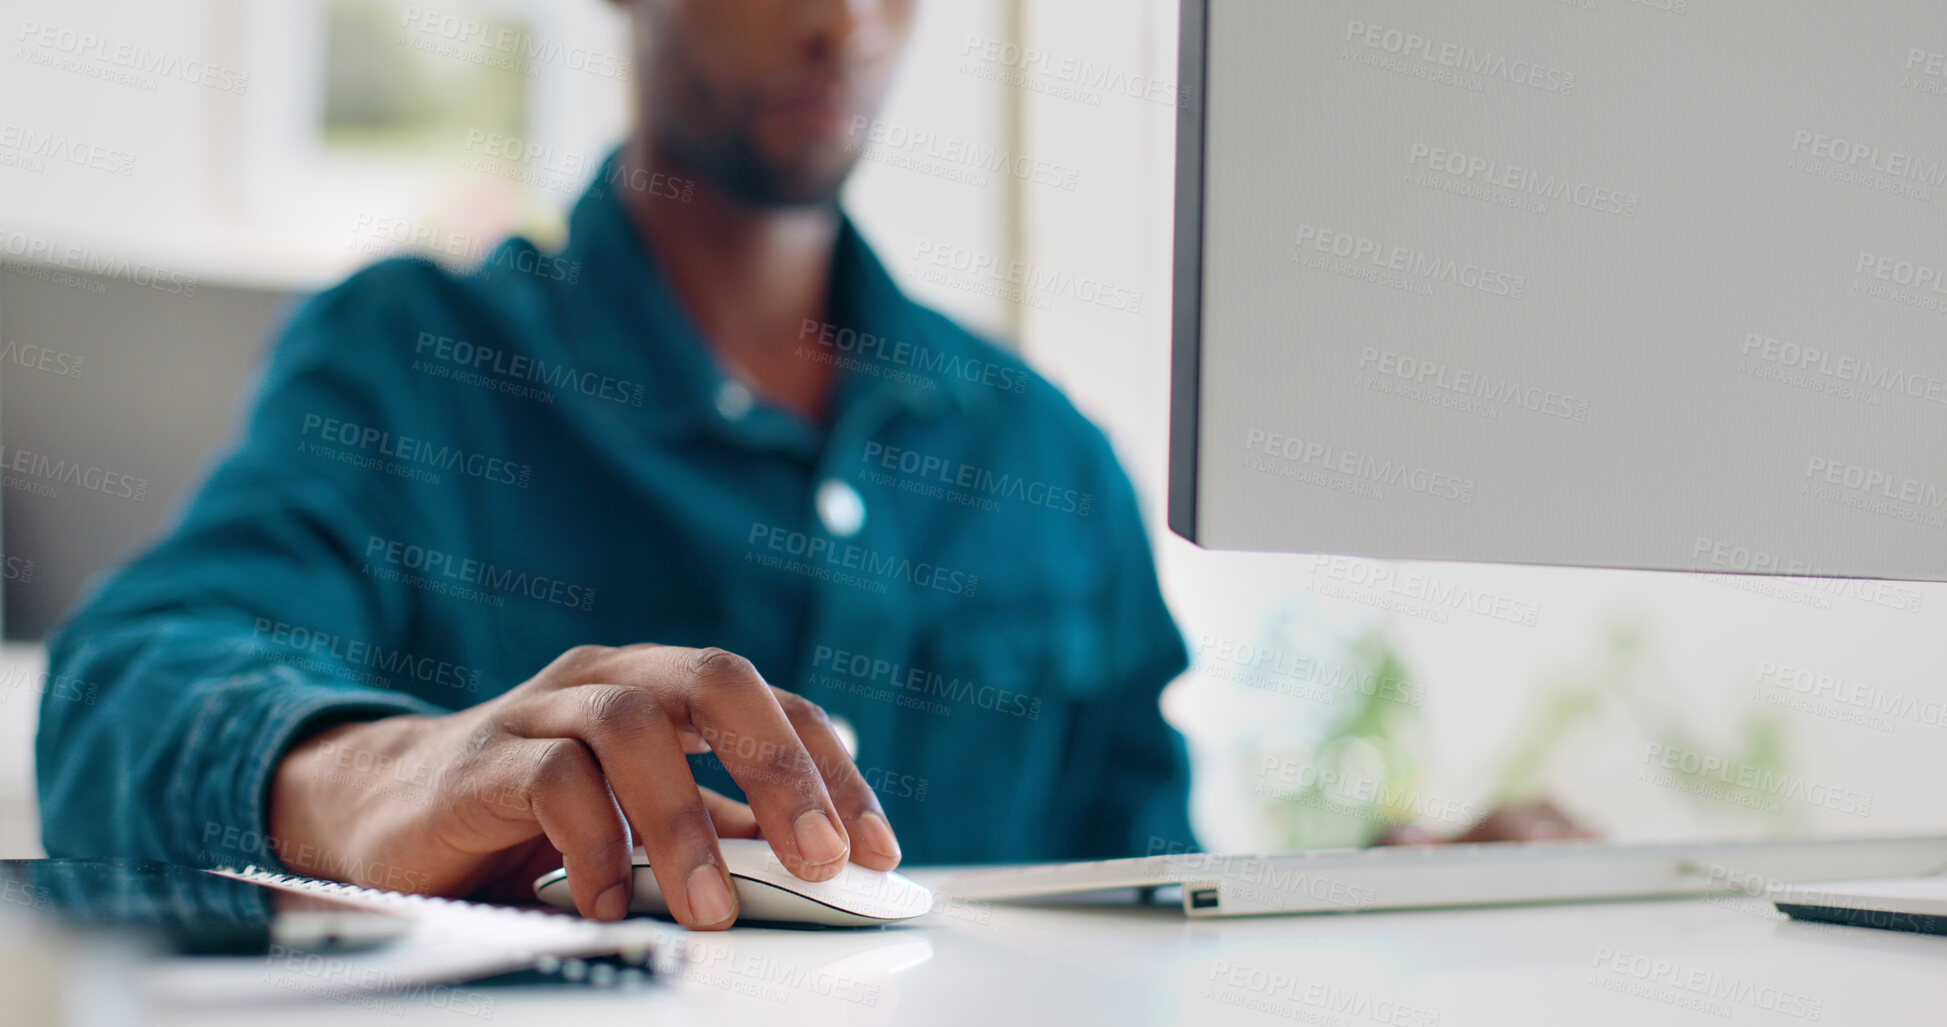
[[1170, 0, 1947, 582]]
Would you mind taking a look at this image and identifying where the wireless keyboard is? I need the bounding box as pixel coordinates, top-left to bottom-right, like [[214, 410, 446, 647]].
[[943, 836, 1947, 918]]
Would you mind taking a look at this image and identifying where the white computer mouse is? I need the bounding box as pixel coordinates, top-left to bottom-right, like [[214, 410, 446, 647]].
[[533, 838, 934, 928]]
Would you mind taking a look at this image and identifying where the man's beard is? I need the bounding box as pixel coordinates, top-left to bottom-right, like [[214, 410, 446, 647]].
[[658, 121, 859, 209]]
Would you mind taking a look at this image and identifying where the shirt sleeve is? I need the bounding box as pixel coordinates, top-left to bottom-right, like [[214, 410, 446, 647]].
[[36, 269, 447, 871], [1048, 439, 1198, 859]]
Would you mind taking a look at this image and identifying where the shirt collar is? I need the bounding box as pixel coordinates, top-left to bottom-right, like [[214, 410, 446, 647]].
[[554, 150, 987, 449]]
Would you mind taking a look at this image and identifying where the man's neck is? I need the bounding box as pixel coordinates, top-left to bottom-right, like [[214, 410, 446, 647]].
[[616, 140, 841, 424]]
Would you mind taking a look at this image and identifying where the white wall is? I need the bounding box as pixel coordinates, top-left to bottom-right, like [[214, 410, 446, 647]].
[[841, 0, 1014, 338]]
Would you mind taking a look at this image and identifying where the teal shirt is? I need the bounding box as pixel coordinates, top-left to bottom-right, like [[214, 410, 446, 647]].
[[37, 155, 1196, 870]]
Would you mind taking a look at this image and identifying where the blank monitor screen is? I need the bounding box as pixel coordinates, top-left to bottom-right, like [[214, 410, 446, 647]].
[[1170, 0, 1947, 581]]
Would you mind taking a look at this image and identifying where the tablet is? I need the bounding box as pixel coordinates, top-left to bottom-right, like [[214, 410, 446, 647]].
[[1770, 878, 1947, 937]]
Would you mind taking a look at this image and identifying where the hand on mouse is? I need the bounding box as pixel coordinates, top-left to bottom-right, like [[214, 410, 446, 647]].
[[268, 643, 901, 929]]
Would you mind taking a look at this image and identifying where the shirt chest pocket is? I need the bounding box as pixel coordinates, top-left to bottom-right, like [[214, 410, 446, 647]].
[[917, 591, 1111, 712]]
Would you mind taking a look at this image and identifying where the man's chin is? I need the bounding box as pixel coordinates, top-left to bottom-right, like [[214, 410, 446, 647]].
[[659, 128, 861, 209], [730, 155, 858, 209]]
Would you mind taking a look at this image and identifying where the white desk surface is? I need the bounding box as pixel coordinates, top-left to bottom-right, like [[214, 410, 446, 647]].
[[154, 870, 1943, 1027]]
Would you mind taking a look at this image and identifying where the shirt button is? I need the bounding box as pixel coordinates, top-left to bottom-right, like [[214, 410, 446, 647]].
[[816, 479, 867, 538], [828, 714, 858, 758], [715, 381, 754, 421]]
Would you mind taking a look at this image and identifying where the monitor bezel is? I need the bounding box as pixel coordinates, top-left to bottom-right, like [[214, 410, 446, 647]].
[[1168, 0, 1211, 544]]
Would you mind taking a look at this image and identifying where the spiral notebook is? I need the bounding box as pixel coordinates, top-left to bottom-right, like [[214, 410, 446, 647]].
[[145, 866, 670, 1007]]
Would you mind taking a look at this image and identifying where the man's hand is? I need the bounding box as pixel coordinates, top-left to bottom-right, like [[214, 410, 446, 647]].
[[1446, 798, 1596, 844], [268, 644, 902, 929], [1372, 798, 1597, 846]]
